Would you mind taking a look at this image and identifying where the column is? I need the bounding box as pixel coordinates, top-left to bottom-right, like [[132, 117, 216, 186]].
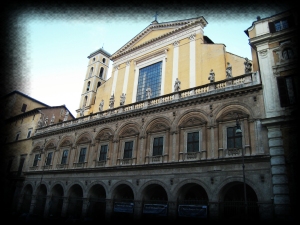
[[268, 126, 291, 219]]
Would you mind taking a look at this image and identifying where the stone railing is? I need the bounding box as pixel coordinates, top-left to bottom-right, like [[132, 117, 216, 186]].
[[117, 158, 136, 166], [73, 162, 87, 168], [56, 164, 68, 169], [35, 72, 260, 135], [95, 161, 106, 167]]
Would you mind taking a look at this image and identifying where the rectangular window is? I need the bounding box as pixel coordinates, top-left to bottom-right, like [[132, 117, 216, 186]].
[[79, 147, 86, 163], [227, 127, 242, 149], [17, 158, 25, 176], [136, 61, 162, 102], [21, 103, 27, 112], [187, 132, 199, 152], [123, 141, 133, 159], [33, 154, 40, 166], [277, 75, 297, 107], [61, 150, 68, 164], [153, 137, 163, 156], [15, 132, 20, 141], [27, 129, 32, 138], [46, 152, 53, 165], [99, 145, 108, 161], [275, 19, 289, 31]]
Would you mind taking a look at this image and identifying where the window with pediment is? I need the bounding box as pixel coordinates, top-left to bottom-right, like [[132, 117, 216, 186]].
[[79, 147, 87, 163], [45, 152, 53, 165], [123, 141, 133, 159], [61, 149, 69, 164], [33, 154, 40, 167], [99, 144, 108, 161]]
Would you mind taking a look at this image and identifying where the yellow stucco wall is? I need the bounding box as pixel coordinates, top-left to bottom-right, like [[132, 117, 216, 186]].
[[87, 25, 251, 115]]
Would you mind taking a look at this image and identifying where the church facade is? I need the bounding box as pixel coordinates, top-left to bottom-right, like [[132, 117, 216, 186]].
[[12, 13, 298, 222]]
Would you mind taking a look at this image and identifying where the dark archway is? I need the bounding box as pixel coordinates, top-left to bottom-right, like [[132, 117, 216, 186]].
[[66, 184, 83, 220], [34, 184, 47, 216], [176, 183, 209, 222], [111, 184, 134, 222], [221, 182, 259, 221], [20, 185, 33, 215], [86, 184, 106, 221], [49, 184, 64, 218], [141, 184, 168, 222]]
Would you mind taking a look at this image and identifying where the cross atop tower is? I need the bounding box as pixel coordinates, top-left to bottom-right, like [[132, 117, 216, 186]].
[[154, 12, 158, 21]]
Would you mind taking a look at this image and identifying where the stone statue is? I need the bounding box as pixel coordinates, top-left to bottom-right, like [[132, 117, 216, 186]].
[[208, 69, 215, 83], [50, 114, 55, 125], [120, 93, 126, 106], [174, 78, 181, 92], [99, 99, 104, 111], [38, 117, 43, 128], [146, 87, 152, 99], [79, 107, 84, 117], [244, 57, 252, 73], [109, 94, 115, 109], [44, 116, 48, 126], [226, 62, 232, 78], [63, 110, 69, 121]]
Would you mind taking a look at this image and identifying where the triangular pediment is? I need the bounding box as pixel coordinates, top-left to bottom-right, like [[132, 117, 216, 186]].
[[111, 16, 207, 60]]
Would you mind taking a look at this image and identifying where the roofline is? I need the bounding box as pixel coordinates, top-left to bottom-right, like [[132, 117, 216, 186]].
[[110, 16, 208, 60], [5, 105, 75, 122], [2, 90, 50, 107], [244, 9, 293, 37], [87, 47, 111, 59]]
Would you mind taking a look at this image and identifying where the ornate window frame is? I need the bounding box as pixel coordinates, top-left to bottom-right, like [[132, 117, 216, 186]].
[[222, 121, 245, 157]]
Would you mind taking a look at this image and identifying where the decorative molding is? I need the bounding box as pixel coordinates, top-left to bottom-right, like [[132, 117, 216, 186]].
[[189, 33, 196, 41], [173, 40, 180, 47]]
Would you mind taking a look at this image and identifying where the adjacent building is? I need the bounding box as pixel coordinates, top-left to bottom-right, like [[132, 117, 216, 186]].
[[1, 90, 75, 216], [245, 9, 299, 220], [5, 10, 298, 222]]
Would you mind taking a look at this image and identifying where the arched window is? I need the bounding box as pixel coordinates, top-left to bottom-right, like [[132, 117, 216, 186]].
[[87, 81, 90, 91], [99, 67, 104, 78], [102, 58, 106, 64], [282, 48, 294, 60], [83, 96, 88, 106], [89, 67, 93, 77], [97, 82, 101, 88]]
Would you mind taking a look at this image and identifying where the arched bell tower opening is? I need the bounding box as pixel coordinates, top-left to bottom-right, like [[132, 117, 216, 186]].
[[77, 47, 111, 118]]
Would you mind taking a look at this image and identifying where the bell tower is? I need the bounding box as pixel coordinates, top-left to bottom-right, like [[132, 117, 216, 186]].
[[77, 47, 111, 117]]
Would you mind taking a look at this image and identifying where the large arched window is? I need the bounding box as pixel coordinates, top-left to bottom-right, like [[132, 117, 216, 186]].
[[87, 81, 91, 91], [89, 67, 93, 77], [99, 67, 104, 78]]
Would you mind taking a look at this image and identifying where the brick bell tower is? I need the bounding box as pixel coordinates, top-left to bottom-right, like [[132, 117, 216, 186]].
[[77, 47, 111, 117]]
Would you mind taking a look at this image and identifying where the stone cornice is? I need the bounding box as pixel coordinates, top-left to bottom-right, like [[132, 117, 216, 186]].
[[33, 78, 262, 139]]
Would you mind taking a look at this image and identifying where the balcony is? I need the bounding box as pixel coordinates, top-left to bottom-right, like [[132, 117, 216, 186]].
[[34, 72, 260, 136]]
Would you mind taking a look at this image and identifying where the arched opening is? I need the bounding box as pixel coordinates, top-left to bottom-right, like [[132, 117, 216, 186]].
[[66, 184, 83, 221], [34, 184, 47, 216], [220, 182, 259, 221], [83, 96, 88, 107], [89, 67, 93, 77], [49, 184, 64, 219], [97, 82, 101, 88], [176, 183, 208, 221], [112, 184, 134, 222], [86, 184, 107, 221], [20, 185, 33, 215], [99, 67, 104, 79], [87, 81, 90, 91], [141, 184, 168, 221]]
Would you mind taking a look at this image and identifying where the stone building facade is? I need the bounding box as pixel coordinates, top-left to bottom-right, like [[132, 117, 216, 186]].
[[10, 12, 298, 222]]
